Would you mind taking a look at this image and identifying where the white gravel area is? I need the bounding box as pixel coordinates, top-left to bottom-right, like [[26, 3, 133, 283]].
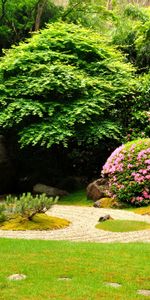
[[0, 205, 150, 243]]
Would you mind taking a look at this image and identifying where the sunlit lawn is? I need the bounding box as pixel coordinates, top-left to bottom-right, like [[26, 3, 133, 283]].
[[58, 190, 93, 206], [0, 239, 150, 300]]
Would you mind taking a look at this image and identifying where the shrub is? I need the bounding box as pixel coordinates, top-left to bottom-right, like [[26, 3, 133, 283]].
[[101, 138, 150, 206], [0, 205, 7, 222], [6, 193, 57, 220]]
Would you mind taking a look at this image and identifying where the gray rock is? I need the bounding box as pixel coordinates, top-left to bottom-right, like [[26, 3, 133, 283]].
[[99, 215, 113, 222], [33, 183, 68, 197], [7, 274, 26, 281]]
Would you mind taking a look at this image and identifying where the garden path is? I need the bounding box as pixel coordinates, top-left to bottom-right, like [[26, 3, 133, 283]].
[[0, 205, 150, 242]]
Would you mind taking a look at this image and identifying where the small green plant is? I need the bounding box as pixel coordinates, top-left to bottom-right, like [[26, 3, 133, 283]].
[[6, 193, 57, 221]]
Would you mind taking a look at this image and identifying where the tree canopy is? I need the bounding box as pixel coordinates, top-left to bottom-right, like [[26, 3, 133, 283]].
[[0, 22, 136, 148]]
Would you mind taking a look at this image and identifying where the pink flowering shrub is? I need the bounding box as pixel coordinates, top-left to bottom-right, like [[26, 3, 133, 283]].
[[101, 138, 150, 206]]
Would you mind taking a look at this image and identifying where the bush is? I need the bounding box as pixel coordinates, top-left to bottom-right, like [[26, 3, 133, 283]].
[[101, 138, 150, 206], [6, 193, 57, 220], [0, 205, 7, 222]]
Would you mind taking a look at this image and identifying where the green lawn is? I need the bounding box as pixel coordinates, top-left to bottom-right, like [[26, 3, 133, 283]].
[[58, 190, 93, 206], [0, 239, 150, 300], [96, 220, 150, 232]]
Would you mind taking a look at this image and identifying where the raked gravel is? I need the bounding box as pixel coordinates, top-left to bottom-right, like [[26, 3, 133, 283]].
[[0, 205, 150, 242]]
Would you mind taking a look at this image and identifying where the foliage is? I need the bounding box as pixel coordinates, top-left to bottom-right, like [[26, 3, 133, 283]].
[[6, 192, 57, 220], [0, 0, 62, 52], [112, 4, 150, 70], [0, 22, 136, 149], [0, 204, 6, 222], [102, 138, 150, 206], [62, 0, 115, 33], [0, 213, 70, 230], [96, 219, 150, 232]]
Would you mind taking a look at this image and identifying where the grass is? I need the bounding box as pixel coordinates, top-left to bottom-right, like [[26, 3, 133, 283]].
[[96, 220, 150, 232], [0, 214, 70, 230], [0, 239, 150, 300], [58, 190, 93, 206]]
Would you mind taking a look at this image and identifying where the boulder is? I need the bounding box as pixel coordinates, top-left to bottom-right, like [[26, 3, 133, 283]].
[[99, 215, 113, 222], [86, 178, 108, 201], [33, 183, 68, 197]]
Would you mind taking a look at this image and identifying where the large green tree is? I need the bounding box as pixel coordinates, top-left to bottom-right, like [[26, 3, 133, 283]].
[[0, 22, 136, 149]]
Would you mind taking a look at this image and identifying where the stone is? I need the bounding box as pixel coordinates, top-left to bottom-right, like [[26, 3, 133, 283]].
[[58, 277, 72, 281], [93, 200, 101, 208], [99, 215, 113, 222], [33, 183, 68, 197], [105, 282, 121, 288], [137, 290, 150, 296], [86, 178, 108, 201], [7, 274, 26, 281]]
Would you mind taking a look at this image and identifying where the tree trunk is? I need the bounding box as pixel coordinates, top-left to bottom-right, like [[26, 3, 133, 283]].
[[107, 0, 113, 10], [34, 0, 47, 31]]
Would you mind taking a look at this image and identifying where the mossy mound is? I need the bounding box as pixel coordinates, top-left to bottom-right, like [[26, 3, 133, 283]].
[[96, 220, 150, 232], [132, 206, 150, 215], [0, 213, 70, 230], [99, 197, 127, 208]]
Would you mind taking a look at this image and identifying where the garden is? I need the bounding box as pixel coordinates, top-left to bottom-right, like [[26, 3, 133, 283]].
[[0, 0, 150, 299]]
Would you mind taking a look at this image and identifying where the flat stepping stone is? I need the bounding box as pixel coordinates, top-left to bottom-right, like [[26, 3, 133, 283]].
[[105, 282, 121, 288], [7, 274, 26, 281], [137, 290, 150, 296], [58, 277, 72, 281]]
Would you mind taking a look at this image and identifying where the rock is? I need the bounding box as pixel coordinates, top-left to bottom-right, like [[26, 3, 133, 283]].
[[93, 200, 101, 208], [105, 282, 121, 288], [33, 183, 68, 197], [7, 274, 26, 281], [99, 214, 113, 222], [86, 178, 108, 201]]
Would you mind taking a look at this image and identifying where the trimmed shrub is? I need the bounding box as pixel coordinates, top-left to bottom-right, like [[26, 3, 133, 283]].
[[6, 193, 57, 220], [102, 138, 150, 206]]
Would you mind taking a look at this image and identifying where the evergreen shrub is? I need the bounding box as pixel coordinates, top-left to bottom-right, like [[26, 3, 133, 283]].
[[102, 138, 150, 206]]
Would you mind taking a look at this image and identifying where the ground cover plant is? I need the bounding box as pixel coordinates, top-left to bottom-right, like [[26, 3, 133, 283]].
[[0, 213, 70, 230], [102, 138, 150, 206], [96, 219, 150, 232], [0, 239, 150, 300]]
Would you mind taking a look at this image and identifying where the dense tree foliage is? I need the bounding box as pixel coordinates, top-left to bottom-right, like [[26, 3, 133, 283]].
[[0, 22, 136, 149], [0, 0, 62, 52]]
